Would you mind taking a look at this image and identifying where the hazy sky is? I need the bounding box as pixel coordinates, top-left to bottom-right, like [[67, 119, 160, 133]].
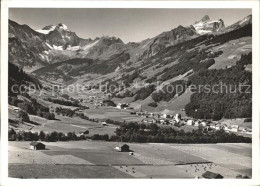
[[9, 8, 251, 43]]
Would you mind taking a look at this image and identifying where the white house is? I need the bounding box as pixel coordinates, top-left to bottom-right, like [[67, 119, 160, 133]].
[[215, 124, 221, 130], [148, 119, 157, 124], [224, 126, 229, 131], [195, 120, 201, 126], [238, 127, 246, 132], [210, 124, 216, 129], [194, 122, 200, 127], [116, 103, 123, 109], [163, 114, 170, 119], [117, 103, 129, 109], [160, 119, 166, 124], [187, 120, 194, 126], [143, 119, 148, 123], [174, 113, 181, 123], [201, 121, 207, 126]]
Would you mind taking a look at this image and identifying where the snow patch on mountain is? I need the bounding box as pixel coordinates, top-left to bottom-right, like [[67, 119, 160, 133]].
[[58, 23, 69, 30], [83, 40, 99, 51], [45, 42, 53, 49], [239, 16, 251, 25], [67, 45, 80, 51], [36, 25, 56, 34], [53, 45, 64, 50]]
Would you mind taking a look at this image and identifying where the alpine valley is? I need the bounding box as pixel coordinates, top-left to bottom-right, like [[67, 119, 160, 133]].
[[8, 13, 253, 179], [9, 14, 252, 115]]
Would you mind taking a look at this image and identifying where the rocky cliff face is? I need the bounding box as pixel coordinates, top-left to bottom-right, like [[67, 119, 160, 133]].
[[192, 15, 225, 34], [142, 25, 198, 58], [8, 20, 126, 70]]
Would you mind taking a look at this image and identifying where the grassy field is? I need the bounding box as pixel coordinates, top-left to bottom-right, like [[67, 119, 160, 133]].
[[83, 107, 143, 122], [9, 108, 119, 136], [8, 141, 251, 179], [9, 164, 132, 178]]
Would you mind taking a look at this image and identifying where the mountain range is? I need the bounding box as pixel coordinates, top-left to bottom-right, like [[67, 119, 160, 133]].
[[9, 15, 251, 72], [8, 14, 252, 116]]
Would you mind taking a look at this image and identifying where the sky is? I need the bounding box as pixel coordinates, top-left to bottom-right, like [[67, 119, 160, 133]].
[[9, 8, 251, 43]]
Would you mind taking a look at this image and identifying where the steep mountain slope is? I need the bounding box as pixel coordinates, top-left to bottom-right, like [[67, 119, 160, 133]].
[[9, 20, 49, 71], [8, 20, 127, 70], [140, 25, 198, 59], [221, 15, 252, 33]]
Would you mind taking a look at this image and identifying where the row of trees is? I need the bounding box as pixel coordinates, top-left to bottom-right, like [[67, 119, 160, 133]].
[[109, 122, 251, 143], [55, 107, 75, 117], [148, 102, 158, 107], [9, 120, 251, 143], [44, 97, 81, 107], [55, 107, 97, 122], [8, 129, 87, 142]]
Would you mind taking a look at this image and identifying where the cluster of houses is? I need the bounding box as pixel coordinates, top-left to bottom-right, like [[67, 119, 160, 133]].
[[116, 103, 134, 110], [116, 103, 130, 109], [130, 111, 252, 134]]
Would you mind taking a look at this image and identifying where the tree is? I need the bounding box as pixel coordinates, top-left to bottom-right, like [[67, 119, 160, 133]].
[[8, 128, 17, 141], [102, 134, 109, 141], [148, 102, 158, 107], [48, 131, 58, 142], [39, 131, 46, 141], [37, 110, 43, 117], [18, 110, 30, 122]]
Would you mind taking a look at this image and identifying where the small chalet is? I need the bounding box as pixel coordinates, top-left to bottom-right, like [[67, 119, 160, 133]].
[[101, 121, 108, 126], [115, 144, 130, 152], [162, 114, 170, 119], [187, 119, 194, 126], [202, 171, 224, 179], [29, 141, 46, 150]]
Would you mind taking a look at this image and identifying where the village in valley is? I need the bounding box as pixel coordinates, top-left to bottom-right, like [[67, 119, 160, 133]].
[[77, 98, 252, 138]]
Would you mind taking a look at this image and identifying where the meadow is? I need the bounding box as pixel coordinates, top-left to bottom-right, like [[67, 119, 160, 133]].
[[8, 141, 251, 179]]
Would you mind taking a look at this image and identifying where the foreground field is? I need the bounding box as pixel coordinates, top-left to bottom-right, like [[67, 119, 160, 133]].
[[9, 141, 251, 179]]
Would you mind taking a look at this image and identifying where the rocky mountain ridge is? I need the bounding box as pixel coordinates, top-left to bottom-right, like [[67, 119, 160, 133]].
[[8, 15, 251, 72]]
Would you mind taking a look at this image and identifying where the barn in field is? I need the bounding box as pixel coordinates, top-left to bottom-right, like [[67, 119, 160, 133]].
[[202, 171, 224, 179], [29, 142, 46, 150], [114, 144, 130, 152]]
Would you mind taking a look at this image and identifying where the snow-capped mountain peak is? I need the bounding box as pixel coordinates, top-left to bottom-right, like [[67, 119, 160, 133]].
[[192, 15, 225, 35], [36, 23, 70, 34], [57, 23, 69, 31], [238, 15, 252, 26], [36, 25, 56, 34], [195, 15, 210, 24]]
